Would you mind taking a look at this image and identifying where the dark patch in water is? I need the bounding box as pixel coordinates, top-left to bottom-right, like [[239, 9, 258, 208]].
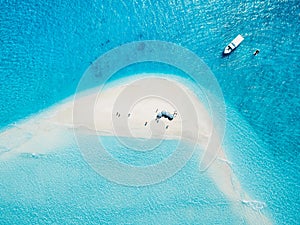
[[137, 42, 146, 51], [101, 40, 110, 47]]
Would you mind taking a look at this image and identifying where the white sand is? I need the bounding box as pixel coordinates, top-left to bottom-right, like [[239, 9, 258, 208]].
[[51, 77, 212, 143], [0, 75, 272, 224]]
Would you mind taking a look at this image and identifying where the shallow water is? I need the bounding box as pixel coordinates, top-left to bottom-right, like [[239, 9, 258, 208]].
[[1, 0, 299, 224], [0, 134, 241, 225]]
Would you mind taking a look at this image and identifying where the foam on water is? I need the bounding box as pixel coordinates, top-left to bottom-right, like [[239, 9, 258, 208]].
[[241, 200, 267, 211]]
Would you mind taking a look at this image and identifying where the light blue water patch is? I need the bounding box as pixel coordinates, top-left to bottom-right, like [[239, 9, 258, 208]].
[[0, 138, 242, 224], [99, 136, 180, 166], [223, 104, 300, 224]]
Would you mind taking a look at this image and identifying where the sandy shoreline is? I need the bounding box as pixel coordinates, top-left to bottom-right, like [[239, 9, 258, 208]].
[[52, 76, 212, 143], [0, 75, 272, 224]]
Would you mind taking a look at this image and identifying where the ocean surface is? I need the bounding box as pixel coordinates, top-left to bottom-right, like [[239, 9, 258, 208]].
[[1, 0, 299, 224]]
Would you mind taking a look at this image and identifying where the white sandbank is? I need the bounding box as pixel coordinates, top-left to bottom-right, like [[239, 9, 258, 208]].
[[0, 75, 272, 224]]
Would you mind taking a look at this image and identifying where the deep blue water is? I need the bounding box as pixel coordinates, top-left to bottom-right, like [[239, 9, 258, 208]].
[[0, 0, 299, 224]]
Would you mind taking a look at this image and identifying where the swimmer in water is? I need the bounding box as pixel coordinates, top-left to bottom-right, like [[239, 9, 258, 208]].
[[254, 49, 260, 56]]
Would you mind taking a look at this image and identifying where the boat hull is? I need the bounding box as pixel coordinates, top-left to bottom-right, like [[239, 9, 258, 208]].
[[223, 34, 244, 55]]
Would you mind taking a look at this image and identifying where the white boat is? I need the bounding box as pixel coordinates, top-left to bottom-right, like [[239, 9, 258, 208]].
[[223, 34, 244, 55]]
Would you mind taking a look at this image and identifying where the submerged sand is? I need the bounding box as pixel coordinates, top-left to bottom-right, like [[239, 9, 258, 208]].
[[0, 75, 272, 225]]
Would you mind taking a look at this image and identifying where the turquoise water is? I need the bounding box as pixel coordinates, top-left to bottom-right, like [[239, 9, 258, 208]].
[[0, 139, 242, 225], [1, 0, 299, 224]]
